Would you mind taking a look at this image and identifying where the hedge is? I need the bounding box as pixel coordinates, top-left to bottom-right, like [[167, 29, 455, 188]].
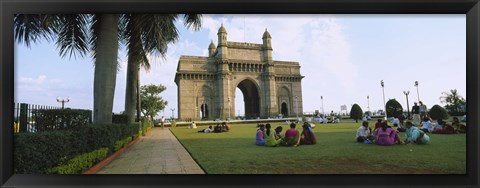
[[48, 148, 109, 174], [33, 109, 92, 131], [14, 123, 139, 174]]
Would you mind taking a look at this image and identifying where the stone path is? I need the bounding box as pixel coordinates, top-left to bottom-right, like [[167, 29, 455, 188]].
[[96, 128, 205, 174]]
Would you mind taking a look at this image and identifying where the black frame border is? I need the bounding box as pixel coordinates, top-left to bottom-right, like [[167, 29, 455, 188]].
[[1, 0, 478, 187]]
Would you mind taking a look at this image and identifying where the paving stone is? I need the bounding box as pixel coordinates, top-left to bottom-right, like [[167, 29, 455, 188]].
[[96, 128, 205, 174]]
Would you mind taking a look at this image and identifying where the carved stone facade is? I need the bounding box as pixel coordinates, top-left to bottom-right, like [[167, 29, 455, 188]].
[[175, 25, 304, 120]]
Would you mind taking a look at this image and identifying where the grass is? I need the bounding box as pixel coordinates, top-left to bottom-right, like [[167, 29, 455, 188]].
[[169, 120, 466, 174]]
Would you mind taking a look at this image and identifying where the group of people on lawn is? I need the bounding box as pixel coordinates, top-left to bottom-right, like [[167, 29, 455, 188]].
[[357, 116, 466, 146], [197, 122, 230, 133], [255, 122, 316, 147]]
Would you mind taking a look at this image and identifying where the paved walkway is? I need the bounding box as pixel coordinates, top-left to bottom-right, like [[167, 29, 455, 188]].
[[97, 128, 205, 174]]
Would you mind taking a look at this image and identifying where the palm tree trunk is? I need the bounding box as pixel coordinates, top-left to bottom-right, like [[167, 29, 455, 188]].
[[137, 66, 141, 122], [125, 59, 138, 124], [93, 14, 119, 124]]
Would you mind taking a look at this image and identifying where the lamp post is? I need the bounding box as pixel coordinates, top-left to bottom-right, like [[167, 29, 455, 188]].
[[321, 96, 324, 116], [403, 91, 410, 119], [170, 108, 175, 120], [415, 81, 420, 102], [367, 95, 370, 114], [295, 95, 298, 120], [381, 80, 387, 120], [56, 96, 70, 109]]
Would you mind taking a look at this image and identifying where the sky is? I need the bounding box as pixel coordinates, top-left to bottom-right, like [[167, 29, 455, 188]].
[[14, 14, 466, 118]]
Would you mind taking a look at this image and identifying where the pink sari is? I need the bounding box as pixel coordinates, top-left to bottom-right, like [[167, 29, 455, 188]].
[[375, 128, 400, 146]]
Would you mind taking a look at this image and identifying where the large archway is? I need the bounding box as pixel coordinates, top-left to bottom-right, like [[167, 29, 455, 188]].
[[236, 79, 260, 119]]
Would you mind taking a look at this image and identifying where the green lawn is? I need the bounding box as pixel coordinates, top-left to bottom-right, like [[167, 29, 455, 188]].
[[170, 121, 466, 174]]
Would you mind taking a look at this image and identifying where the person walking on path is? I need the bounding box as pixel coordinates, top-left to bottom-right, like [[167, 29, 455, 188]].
[[160, 116, 165, 129]]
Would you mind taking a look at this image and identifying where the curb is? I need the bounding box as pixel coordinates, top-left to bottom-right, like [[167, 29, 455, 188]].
[[82, 128, 154, 174]]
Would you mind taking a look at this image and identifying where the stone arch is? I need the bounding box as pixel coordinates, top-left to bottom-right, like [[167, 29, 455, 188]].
[[277, 86, 291, 117], [196, 85, 214, 120], [235, 78, 261, 119]]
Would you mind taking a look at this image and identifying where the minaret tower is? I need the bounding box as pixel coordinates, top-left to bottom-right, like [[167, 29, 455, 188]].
[[208, 40, 216, 57]]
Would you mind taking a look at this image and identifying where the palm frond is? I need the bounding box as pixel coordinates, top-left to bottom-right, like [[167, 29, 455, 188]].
[[183, 14, 202, 31], [14, 14, 58, 47], [55, 14, 91, 59]]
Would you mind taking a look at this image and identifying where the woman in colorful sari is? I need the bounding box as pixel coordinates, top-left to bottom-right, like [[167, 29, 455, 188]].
[[300, 122, 316, 145], [432, 119, 455, 134], [264, 123, 283, 147], [255, 124, 266, 146], [404, 121, 430, 145], [281, 122, 300, 147], [374, 122, 402, 146]]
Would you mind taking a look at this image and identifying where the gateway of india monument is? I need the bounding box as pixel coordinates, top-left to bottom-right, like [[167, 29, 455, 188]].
[[175, 24, 304, 120]]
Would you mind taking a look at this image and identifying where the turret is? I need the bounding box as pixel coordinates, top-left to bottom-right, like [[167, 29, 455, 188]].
[[262, 28, 273, 62], [208, 40, 216, 57], [216, 24, 228, 59]]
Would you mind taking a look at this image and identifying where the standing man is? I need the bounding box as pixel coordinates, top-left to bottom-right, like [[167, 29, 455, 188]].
[[419, 101, 427, 120], [160, 116, 165, 129], [411, 102, 420, 126]]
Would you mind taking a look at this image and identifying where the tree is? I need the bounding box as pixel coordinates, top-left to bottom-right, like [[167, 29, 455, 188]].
[[440, 89, 466, 116], [429, 104, 449, 120], [140, 84, 168, 121], [385, 99, 403, 118], [15, 14, 120, 124], [14, 14, 202, 124], [349, 104, 363, 123], [122, 14, 202, 124]]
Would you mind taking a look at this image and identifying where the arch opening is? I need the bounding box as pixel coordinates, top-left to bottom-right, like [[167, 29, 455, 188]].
[[236, 79, 260, 119], [281, 102, 288, 117]]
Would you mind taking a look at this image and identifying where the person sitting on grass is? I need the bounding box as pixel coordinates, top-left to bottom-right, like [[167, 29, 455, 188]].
[[373, 119, 382, 133], [214, 123, 223, 133], [356, 121, 374, 143], [404, 121, 430, 145], [452, 117, 466, 133], [198, 125, 213, 133], [281, 122, 301, 147], [420, 117, 433, 133], [264, 123, 282, 147], [256, 124, 266, 146], [431, 119, 455, 134], [221, 122, 230, 132], [274, 126, 284, 140], [374, 122, 402, 146], [300, 122, 316, 145], [188, 121, 197, 129]]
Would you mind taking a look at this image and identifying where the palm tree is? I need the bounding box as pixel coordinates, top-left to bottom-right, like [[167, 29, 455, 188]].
[[121, 14, 202, 124], [15, 14, 120, 124], [15, 14, 202, 124]]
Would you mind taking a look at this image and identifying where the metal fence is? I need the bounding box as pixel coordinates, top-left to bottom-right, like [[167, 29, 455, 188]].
[[14, 103, 61, 133]]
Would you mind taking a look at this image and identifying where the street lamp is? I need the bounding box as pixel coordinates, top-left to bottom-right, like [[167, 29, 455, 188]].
[[380, 80, 387, 120], [295, 95, 298, 120], [321, 96, 324, 116], [403, 91, 410, 119], [415, 81, 420, 102], [56, 96, 70, 109], [367, 95, 370, 113], [170, 108, 175, 120]]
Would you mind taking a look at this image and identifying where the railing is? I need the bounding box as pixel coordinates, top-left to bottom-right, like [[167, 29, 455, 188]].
[[14, 103, 61, 133]]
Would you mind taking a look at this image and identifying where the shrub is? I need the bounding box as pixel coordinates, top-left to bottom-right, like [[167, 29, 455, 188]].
[[33, 109, 92, 131], [14, 131, 72, 174], [48, 148, 109, 174], [429, 104, 449, 120], [349, 104, 363, 123], [112, 114, 128, 124], [114, 137, 133, 152], [386, 99, 403, 118], [14, 123, 139, 174]]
